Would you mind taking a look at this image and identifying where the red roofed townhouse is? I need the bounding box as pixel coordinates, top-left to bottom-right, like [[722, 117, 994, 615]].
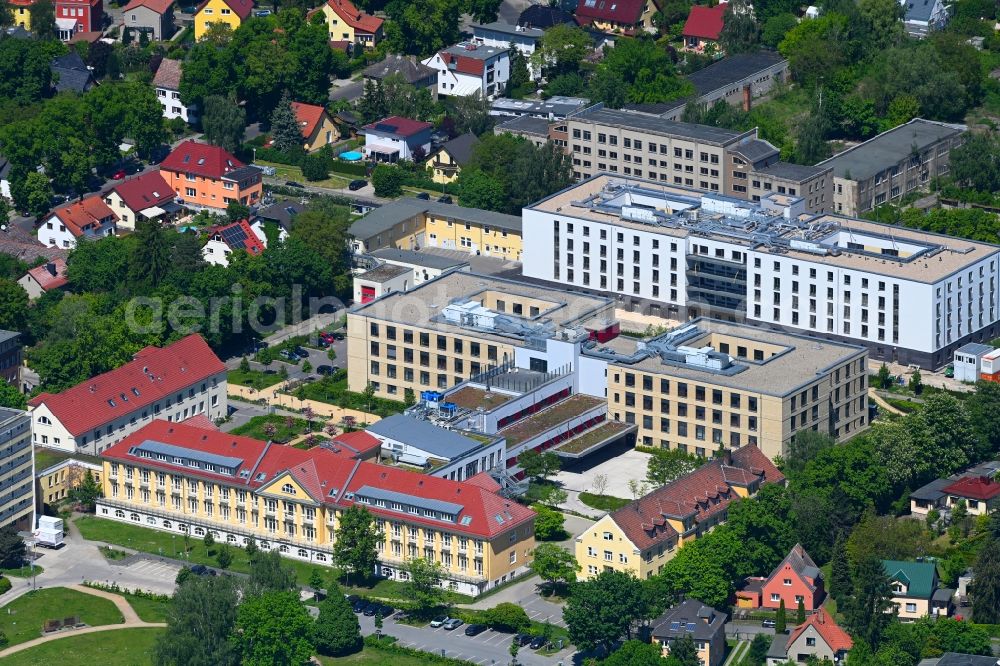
[[18, 258, 68, 300], [122, 0, 174, 41], [361, 116, 434, 163], [104, 170, 179, 231], [767, 608, 852, 665], [760, 543, 825, 610], [683, 3, 727, 52], [422, 42, 510, 99], [55, 0, 104, 41], [316, 0, 383, 48], [942, 475, 1000, 516], [575, 445, 784, 580], [38, 195, 118, 249], [291, 102, 338, 152], [201, 219, 267, 267], [160, 140, 262, 213], [28, 334, 227, 456], [574, 0, 661, 34], [96, 419, 535, 596]]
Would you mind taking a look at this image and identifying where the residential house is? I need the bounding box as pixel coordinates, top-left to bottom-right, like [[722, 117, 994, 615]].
[[0, 331, 22, 386], [255, 199, 304, 236], [18, 258, 69, 300], [767, 608, 852, 666], [96, 418, 536, 596], [159, 140, 262, 212], [471, 22, 543, 78], [103, 170, 179, 231], [901, 0, 950, 37], [909, 460, 1000, 517], [517, 4, 575, 28], [194, 0, 252, 41], [361, 116, 433, 163], [362, 55, 438, 92], [422, 43, 510, 100], [28, 334, 228, 455], [317, 0, 383, 47], [291, 102, 337, 153], [574, 446, 784, 580], [0, 408, 33, 530], [122, 0, 174, 41], [683, 3, 727, 52], [574, 0, 661, 34], [55, 0, 104, 40], [942, 475, 1000, 516], [884, 559, 952, 620], [760, 544, 825, 610], [201, 219, 266, 267], [10, 0, 34, 29], [651, 599, 727, 666], [429, 133, 479, 184], [38, 196, 118, 249], [152, 59, 195, 123], [51, 51, 96, 93]]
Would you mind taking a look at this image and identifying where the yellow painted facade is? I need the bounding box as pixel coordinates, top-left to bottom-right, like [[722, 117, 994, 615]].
[[430, 146, 462, 185], [12, 1, 33, 30], [303, 113, 339, 153], [37, 459, 103, 509], [194, 0, 243, 41], [424, 213, 523, 261]]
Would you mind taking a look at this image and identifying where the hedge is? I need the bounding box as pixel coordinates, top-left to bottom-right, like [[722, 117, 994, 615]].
[[0, 577, 11, 595]]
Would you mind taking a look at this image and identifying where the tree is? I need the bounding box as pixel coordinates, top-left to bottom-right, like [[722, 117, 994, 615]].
[[29, 0, 55, 38], [458, 169, 506, 212], [950, 134, 1000, 194], [17, 172, 54, 220], [829, 533, 852, 604], [0, 0, 11, 26], [0, 279, 28, 333], [859, 0, 903, 52], [467, 0, 501, 23], [450, 91, 492, 136], [518, 449, 560, 482], [785, 430, 834, 477], [68, 470, 101, 510], [357, 79, 387, 123], [0, 382, 26, 410], [604, 639, 670, 666], [507, 48, 531, 96], [270, 91, 304, 153], [646, 448, 698, 487], [405, 557, 445, 612], [844, 552, 896, 649], [0, 39, 55, 105], [226, 201, 251, 223], [0, 526, 25, 569], [746, 633, 772, 666], [245, 549, 296, 597], [876, 363, 892, 389], [564, 569, 649, 652], [590, 39, 692, 107], [130, 220, 171, 289], [796, 598, 806, 625], [775, 599, 787, 634], [371, 164, 404, 197], [719, 0, 760, 54], [529, 543, 579, 591], [301, 154, 329, 182], [202, 94, 246, 154], [761, 13, 797, 47], [215, 544, 233, 570], [231, 591, 314, 666], [531, 23, 590, 76], [154, 576, 240, 666], [332, 504, 380, 585], [669, 634, 700, 666], [313, 584, 362, 656], [908, 369, 923, 395], [245, 538, 259, 562], [533, 505, 567, 540], [483, 602, 530, 632], [203, 531, 215, 552], [383, 0, 463, 56], [509, 638, 519, 665], [972, 536, 1000, 623], [593, 474, 609, 497]]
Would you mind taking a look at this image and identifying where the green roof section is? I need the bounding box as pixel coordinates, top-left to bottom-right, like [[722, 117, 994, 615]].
[[882, 560, 937, 599]]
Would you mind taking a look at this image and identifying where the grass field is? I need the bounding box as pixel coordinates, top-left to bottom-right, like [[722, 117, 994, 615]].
[[1, 627, 163, 665], [318, 645, 440, 665], [0, 588, 124, 647], [109, 590, 171, 623], [290, 371, 406, 418], [1, 565, 42, 578], [230, 414, 309, 442], [227, 368, 283, 389], [256, 160, 352, 190], [578, 492, 630, 512]]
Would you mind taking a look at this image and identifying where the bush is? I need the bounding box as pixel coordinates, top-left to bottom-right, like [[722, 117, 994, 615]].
[[372, 164, 404, 197], [301, 154, 330, 182], [482, 602, 530, 633], [0, 577, 11, 595]]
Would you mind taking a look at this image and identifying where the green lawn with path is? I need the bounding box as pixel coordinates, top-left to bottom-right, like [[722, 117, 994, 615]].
[[1, 627, 163, 665], [578, 492, 630, 512], [289, 370, 406, 418], [230, 414, 309, 442], [0, 587, 124, 647]]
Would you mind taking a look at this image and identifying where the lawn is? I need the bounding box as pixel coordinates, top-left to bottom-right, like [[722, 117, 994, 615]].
[[1, 627, 163, 666], [230, 414, 309, 442], [227, 368, 283, 389], [290, 371, 406, 418], [318, 645, 439, 665], [115, 592, 171, 623], [578, 492, 630, 512], [33, 446, 102, 472], [0, 587, 124, 647], [1, 565, 42, 578], [256, 160, 352, 190]]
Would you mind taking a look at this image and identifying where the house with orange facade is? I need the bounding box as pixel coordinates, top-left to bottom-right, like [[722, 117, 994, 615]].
[[159, 140, 262, 213], [737, 544, 825, 610]]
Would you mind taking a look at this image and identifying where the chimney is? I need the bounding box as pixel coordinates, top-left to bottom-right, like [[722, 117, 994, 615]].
[[742, 84, 752, 112]]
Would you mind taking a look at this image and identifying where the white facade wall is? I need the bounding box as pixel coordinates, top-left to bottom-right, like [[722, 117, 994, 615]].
[[156, 87, 195, 123], [37, 213, 116, 249]]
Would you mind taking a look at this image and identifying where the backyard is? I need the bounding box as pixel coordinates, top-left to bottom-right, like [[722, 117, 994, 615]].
[[0, 587, 124, 647]]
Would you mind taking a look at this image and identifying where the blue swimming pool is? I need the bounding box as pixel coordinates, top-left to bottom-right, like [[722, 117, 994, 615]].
[[340, 151, 363, 161]]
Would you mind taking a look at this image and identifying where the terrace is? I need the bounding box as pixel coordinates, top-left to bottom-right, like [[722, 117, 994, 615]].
[[552, 421, 635, 458], [499, 394, 604, 446]]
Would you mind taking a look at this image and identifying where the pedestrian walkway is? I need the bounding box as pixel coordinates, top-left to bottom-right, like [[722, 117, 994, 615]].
[[868, 388, 904, 416]]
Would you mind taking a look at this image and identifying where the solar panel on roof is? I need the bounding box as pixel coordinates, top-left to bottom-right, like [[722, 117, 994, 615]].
[[220, 224, 249, 248], [374, 123, 398, 132]]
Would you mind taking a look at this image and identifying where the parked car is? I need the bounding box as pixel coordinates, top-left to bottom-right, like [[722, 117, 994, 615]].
[[443, 618, 464, 630], [190, 564, 215, 576], [278, 349, 297, 361], [351, 598, 369, 613], [349, 179, 367, 191], [437, 194, 453, 204], [430, 616, 449, 628], [415, 192, 430, 200], [376, 603, 394, 618], [762, 619, 776, 629], [944, 365, 954, 378], [363, 604, 380, 617], [529, 636, 548, 650], [112, 169, 127, 180], [513, 633, 533, 646], [331, 330, 345, 340], [254, 8, 270, 15], [316, 365, 335, 375], [285, 181, 305, 188], [465, 624, 487, 636], [292, 346, 309, 359]]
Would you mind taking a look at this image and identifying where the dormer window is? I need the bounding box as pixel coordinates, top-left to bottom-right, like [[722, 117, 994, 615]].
[[108, 399, 117, 407]]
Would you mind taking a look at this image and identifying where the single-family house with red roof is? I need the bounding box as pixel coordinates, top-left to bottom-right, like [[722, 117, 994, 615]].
[[104, 170, 179, 231], [202, 219, 267, 266], [361, 116, 434, 162], [37, 195, 118, 249], [28, 334, 227, 455], [291, 102, 338, 152], [122, 0, 174, 41], [95, 418, 535, 596], [422, 42, 510, 99], [683, 3, 727, 52], [574, 0, 661, 34], [760, 543, 825, 610], [316, 0, 383, 47], [18, 258, 68, 300], [160, 140, 262, 212], [942, 475, 1000, 516], [767, 608, 852, 665]]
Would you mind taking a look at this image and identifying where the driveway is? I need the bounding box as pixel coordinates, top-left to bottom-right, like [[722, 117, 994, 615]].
[[330, 79, 364, 102]]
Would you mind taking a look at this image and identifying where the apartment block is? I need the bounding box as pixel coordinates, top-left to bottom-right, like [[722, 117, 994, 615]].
[[819, 119, 965, 217], [0, 408, 33, 530], [522, 175, 1000, 369], [98, 419, 535, 596]]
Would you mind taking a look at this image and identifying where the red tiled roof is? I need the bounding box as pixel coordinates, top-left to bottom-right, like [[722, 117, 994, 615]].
[[108, 170, 174, 214], [943, 475, 1000, 501], [575, 0, 649, 25], [465, 472, 501, 493], [122, 0, 173, 14], [151, 58, 182, 90], [363, 116, 433, 138], [331, 430, 382, 456], [437, 51, 485, 76], [325, 0, 383, 34], [49, 196, 117, 237], [610, 445, 783, 551], [181, 414, 220, 430], [28, 335, 226, 436], [210, 219, 265, 256], [101, 420, 535, 539], [291, 102, 327, 141], [25, 258, 68, 292], [787, 608, 853, 653], [160, 140, 246, 181], [683, 3, 726, 40]]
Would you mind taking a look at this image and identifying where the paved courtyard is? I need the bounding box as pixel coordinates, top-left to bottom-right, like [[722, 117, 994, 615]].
[[552, 445, 652, 499]]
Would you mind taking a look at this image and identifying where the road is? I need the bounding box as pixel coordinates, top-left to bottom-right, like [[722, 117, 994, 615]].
[[330, 79, 364, 103]]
